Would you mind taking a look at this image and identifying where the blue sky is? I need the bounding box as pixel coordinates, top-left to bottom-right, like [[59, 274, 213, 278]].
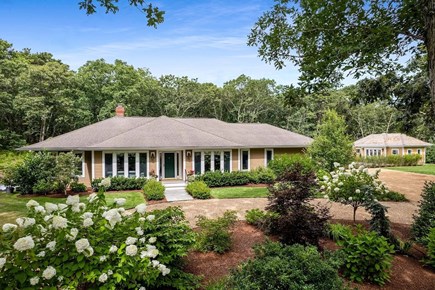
[[0, 0, 302, 86]]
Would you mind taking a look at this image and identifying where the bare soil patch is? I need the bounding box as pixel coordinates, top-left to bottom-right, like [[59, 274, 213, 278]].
[[184, 221, 435, 290]]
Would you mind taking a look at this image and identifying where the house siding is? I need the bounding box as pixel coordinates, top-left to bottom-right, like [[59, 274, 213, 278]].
[[232, 149, 239, 171], [78, 151, 92, 187], [94, 151, 103, 179], [185, 150, 192, 173], [274, 148, 304, 155], [250, 148, 264, 169], [356, 146, 426, 164]]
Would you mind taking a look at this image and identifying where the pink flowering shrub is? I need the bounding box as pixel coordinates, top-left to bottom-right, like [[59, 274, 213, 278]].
[[0, 178, 198, 289]]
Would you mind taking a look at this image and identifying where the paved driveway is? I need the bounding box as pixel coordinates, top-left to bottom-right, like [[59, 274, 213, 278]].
[[148, 169, 435, 226]]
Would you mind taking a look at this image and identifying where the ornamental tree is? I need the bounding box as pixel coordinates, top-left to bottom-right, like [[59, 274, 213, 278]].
[[308, 110, 354, 171], [320, 162, 389, 222], [0, 178, 198, 289]]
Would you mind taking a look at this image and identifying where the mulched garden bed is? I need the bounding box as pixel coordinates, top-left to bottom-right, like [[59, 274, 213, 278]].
[[183, 221, 435, 289]]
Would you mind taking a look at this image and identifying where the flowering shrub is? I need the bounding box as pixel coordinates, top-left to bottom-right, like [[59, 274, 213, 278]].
[[320, 162, 389, 222], [0, 178, 198, 289]]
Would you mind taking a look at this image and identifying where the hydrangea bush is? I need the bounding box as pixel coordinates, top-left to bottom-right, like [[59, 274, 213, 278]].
[[0, 178, 198, 289], [320, 162, 389, 222]]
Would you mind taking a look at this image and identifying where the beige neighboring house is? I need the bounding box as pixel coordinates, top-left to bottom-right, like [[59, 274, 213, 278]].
[[354, 133, 432, 164], [19, 106, 313, 186]]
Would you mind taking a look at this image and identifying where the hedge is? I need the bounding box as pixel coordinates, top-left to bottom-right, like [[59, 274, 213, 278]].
[[193, 167, 275, 187], [92, 176, 148, 191], [356, 154, 421, 167]]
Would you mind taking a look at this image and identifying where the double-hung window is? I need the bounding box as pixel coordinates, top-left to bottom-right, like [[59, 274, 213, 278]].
[[74, 152, 85, 177], [241, 149, 249, 171], [265, 149, 274, 166]]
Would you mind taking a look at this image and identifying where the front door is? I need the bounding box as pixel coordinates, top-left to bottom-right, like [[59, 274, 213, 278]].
[[164, 153, 175, 178]]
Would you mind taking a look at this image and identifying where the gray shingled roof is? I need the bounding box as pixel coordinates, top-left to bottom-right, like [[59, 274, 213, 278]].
[[354, 133, 431, 148], [20, 116, 313, 151]]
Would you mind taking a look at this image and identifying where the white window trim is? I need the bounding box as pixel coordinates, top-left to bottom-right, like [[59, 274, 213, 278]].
[[192, 150, 233, 174], [264, 149, 274, 167], [391, 148, 400, 155], [365, 148, 382, 157], [417, 149, 422, 155], [91, 151, 95, 180], [240, 149, 250, 171], [73, 151, 85, 178], [102, 151, 149, 178]]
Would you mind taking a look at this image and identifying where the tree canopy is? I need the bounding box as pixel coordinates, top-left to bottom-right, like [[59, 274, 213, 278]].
[[248, 0, 435, 116]]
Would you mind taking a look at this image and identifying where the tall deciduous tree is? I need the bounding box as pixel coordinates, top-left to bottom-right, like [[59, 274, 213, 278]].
[[308, 110, 354, 171], [248, 0, 435, 115]]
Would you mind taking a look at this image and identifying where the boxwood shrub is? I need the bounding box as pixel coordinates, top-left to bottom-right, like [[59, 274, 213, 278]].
[[70, 182, 87, 193], [143, 179, 165, 200], [193, 167, 275, 187], [223, 241, 344, 289], [186, 181, 211, 199], [92, 176, 148, 191]]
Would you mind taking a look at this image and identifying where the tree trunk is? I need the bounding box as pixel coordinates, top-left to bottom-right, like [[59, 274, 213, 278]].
[[426, 0, 435, 117], [353, 206, 358, 223]]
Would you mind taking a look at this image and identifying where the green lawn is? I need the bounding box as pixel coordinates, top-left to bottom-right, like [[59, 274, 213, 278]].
[[386, 164, 435, 175], [210, 186, 268, 199], [0, 191, 145, 226]]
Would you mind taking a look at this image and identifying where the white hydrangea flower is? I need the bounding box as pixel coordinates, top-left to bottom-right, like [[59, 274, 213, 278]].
[[72, 203, 86, 213], [146, 215, 155, 221], [158, 264, 170, 276], [0, 257, 6, 269], [139, 237, 146, 244], [135, 203, 147, 214], [138, 217, 145, 222], [114, 198, 126, 206], [126, 237, 137, 245], [338, 182, 343, 186], [126, 245, 138, 256], [66, 228, 79, 241], [323, 195, 329, 199], [109, 245, 118, 253], [2, 223, 17, 232], [99, 255, 107, 262], [334, 187, 339, 192], [75, 238, 90, 253], [52, 216, 68, 229], [333, 162, 340, 168], [107, 269, 113, 275], [23, 217, 36, 228], [58, 276, 64, 282], [348, 197, 353, 201], [26, 200, 40, 209], [16, 217, 24, 227], [320, 185, 325, 190], [87, 193, 98, 203], [37, 251, 46, 257], [84, 246, 94, 257], [82, 212, 93, 219], [13, 236, 35, 251], [46, 240, 56, 251], [44, 215, 53, 222], [148, 237, 157, 244], [42, 266, 56, 280], [98, 273, 108, 283], [83, 218, 93, 228], [135, 227, 144, 236], [363, 168, 368, 173], [102, 209, 122, 228], [355, 189, 361, 194], [34, 205, 46, 214], [151, 260, 160, 267], [58, 203, 68, 211], [323, 175, 329, 181], [117, 207, 126, 215], [44, 202, 58, 214], [66, 195, 80, 205], [30, 276, 39, 285], [139, 287, 146, 290], [98, 177, 111, 188]]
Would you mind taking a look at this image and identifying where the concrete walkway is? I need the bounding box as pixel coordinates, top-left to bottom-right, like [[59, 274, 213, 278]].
[[163, 181, 193, 202]]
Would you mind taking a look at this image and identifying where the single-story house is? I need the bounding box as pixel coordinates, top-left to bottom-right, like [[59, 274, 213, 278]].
[[19, 106, 313, 186], [354, 133, 432, 164]]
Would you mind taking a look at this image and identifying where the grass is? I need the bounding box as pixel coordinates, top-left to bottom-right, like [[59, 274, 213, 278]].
[[386, 164, 435, 176], [210, 186, 268, 199], [0, 191, 145, 226]]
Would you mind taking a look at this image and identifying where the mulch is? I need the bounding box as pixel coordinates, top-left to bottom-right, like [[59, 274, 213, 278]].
[[183, 220, 435, 290]]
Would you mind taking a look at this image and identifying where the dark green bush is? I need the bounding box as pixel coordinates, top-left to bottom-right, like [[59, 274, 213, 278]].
[[70, 182, 87, 193], [32, 179, 62, 194], [268, 153, 316, 177], [377, 190, 408, 201], [412, 181, 435, 245], [225, 241, 344, 290], [333, 225, 395, 285], [186, 181, 211, 199], [245, 208, 279, 234], [143, 179, 165, 200], [425, 227, 435, 267], [426, 145, 435, 164], [195, 210, 237, 253], [267, 163, 331, 246], [193, 168, 275, 187], [92, 176, 148, 191]]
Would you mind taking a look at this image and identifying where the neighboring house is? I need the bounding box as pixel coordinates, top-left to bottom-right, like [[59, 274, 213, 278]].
[[354, 133, 432, 164], [19, 106, 313, 186]]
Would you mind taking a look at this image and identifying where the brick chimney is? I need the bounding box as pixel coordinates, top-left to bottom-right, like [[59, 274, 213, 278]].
[[115, 104, 125, 117]]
